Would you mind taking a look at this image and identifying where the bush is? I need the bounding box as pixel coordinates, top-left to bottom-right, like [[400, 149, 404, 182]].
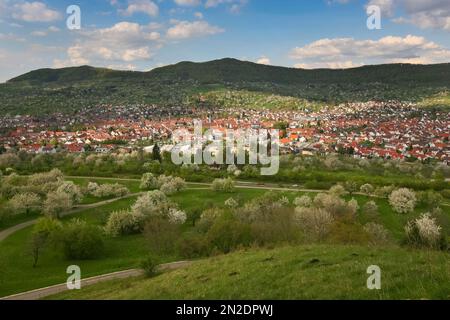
[[344, 181, 359, 195], [104, 209, 144, 237], [405, 213, 446, 250], [140, 254, 160, 277], [207, 217, 252, 254], [364, 223, 391, 246], [235, 192, 289, 223], [58, 219, 104, 260], [347, 198, 359, 216], [167, 208, 187, 225], [0, 207, 11, 225], [363, 201, 379, 218], [293, 195, 312, 208], [294, 207, 334, 241], [224, 197, 239, 209], [313, 193, 354, 217], [417, 191, 443, 209], [250, 208, 300, 246], [329, 184, 347, 197], [144, 217, 181, 254], [389, 188, 417, 214], [91, 183, 130, 198], [131, 190, 173, 219], [197, 208, 224, 232], [43, 190, 73, 218], [374, 185, 395, 197], [57, 181, 83, 204], [140, 173, 159, 190], [177, 233, 210, 259], [360, 184, 374, 195], [8, 192, 41, 215], [328, 220, 369, 245], [211, 178, 235, 193]]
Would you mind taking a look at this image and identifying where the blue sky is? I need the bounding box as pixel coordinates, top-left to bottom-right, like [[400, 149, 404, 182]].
[[1, 0, 450, 82]]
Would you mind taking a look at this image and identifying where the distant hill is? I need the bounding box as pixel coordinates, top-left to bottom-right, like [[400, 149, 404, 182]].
[[2, 58, 450, 115]]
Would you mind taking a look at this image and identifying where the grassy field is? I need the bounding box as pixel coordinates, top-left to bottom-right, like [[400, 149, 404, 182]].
[[0, 188, 268, 296], [0, 185, 448, 298], [47, 244, 450, 300]]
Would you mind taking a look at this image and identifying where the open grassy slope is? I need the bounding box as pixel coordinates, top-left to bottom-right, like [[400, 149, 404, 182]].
[[48, 244, 450, 300]]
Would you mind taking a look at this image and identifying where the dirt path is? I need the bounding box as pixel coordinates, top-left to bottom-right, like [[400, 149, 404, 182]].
[[0, 192, 145, 242], [2, 177, 448, 243], [0, 261, 192, 300]]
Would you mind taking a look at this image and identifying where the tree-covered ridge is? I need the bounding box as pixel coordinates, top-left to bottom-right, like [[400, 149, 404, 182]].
[[2, 58, 450, 115]]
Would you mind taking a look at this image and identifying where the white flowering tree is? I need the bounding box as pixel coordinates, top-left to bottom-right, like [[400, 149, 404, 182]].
[[224, 197, 239, 209], [389, 188, 417, 214], [160, 177, 186, 196], [360, 184, 374, 195], [104, 209, 144, 237], [57, 181, 83, 204], [91, 183, 130, 198], [43, 190, 73, 218], [87, 182, 99, 194], [167, 208, 187, 225], [348, 198, 359, 216], [405, 213, 443, 249], [363, 201, 379, 216], [329, 184, 347, 197], [294, 207, 334, 241], [140, 173, 159, 190], [8, 192, 41, 215], [294, 195, 312, 208], [131, 190, 172, 219], [211, 178, 235, 193]]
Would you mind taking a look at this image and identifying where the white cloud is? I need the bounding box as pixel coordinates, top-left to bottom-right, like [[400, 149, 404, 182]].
[[256, 56, 271, 65], [205, 0, 247, 13], [31, 30, 47, 36], [366, 0, 395, 17], [174, 0, 201, 6], [120, 0, 159, 17], [12, 1, 62, 22], [194, 11, 204, 19], [290, 35, 450, 69], [363, 0, 450, 30], [166, 20, 224, 39], [48, 26, 60, 32], [59, 22, 162, 67], [0, 32, 26, 42]]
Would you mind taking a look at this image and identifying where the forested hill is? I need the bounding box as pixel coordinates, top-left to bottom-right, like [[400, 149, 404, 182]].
[[2, 58, 450, 114]]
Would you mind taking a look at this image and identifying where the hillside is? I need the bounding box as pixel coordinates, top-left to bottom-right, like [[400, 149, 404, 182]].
[[2, 58, 450, 115], [47, 245, 450, 300]]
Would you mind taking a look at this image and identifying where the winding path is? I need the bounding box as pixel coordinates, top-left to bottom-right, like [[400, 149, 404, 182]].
[[2, 176, 449, 242], [0, 192, 145, 242], [0, 261, 192, 300]]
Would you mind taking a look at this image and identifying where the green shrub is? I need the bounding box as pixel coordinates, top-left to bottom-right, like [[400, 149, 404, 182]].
[[207, 217, 252, 254], [143, 217, 181, 254], [140, 254, 160, 277], [177, 233, 210, 259], [58, 219, 104, 260], [328, 220, 369, 245], [104, 209, 144, 237]]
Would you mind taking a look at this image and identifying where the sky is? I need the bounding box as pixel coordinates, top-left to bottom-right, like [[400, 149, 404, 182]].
[[1, 0, 450, 82]]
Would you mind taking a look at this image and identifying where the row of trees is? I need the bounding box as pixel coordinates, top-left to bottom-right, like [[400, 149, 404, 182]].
[[0, 169, 132, 225]]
